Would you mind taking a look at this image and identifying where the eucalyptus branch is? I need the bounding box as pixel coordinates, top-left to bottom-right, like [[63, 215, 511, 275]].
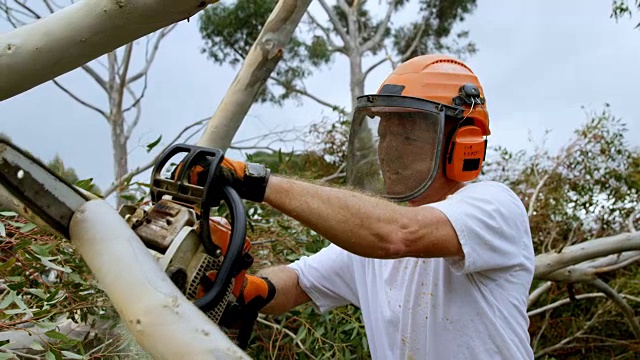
[[116, 43, 133, 112], [317, 0, 352, 50], [124, 84, 144, 141], [305, 10, 343, 52], [589, 278, 640, 338], [42, 0, 56, 13], [51, 79, 109, 119], [363, 56, 390, 80], [127, 24, 176, 84], [528, 292, 640, 318], [528, 138, 580, 217], [78, 63, 109, 92], [319, 163, 346, 182], [628, 208, 639, 232], [398, 20, 427, 62], [13, 0, 41, 19], [361, 2, 394, 52], [534, 305, 606, 358], [527, 281, 553, 308], [256, 317, 318, 360], [102, 118, 209, 197]]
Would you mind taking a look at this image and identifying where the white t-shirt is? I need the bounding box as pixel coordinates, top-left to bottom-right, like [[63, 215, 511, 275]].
[[288, 181, 535, 360]]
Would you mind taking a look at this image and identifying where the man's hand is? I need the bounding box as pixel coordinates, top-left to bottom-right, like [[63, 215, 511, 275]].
[[175, 156, 271, 203]]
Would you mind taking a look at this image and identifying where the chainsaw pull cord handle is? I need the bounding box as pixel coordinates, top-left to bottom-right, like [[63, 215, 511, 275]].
[[193, 161, 246, 313]]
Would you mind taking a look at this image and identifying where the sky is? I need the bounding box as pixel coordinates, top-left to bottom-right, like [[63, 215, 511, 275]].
[[1, 0, 639, 198]]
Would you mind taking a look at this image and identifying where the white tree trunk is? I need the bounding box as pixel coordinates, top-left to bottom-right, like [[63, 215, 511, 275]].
[[0, 0, 218, 101], [196, 0, 313, 150], [69, 199, 250, 359]]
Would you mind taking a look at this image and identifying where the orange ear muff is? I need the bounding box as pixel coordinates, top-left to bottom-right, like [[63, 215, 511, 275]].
[[445, 125, 486, 182]]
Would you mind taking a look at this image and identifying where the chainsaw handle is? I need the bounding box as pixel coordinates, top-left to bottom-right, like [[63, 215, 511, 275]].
[[194, 183, 246, 312]]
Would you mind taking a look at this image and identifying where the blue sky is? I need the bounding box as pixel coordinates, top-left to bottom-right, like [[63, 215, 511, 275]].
[[1, 0, 639, 196]]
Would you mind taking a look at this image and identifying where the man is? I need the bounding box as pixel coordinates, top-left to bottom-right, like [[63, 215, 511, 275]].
[[192, 54, 535, 359]]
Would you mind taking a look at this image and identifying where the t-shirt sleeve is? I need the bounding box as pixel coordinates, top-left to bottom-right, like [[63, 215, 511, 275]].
[[287, 243, 359, 314], [426, 181, 533, 275]]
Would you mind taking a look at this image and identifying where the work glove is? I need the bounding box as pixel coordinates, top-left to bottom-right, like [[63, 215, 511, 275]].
[[198, 272, 276, 329], [175, 156, 271, 203]]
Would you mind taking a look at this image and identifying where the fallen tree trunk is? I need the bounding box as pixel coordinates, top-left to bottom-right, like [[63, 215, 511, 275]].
[[69, 200, 250, 359], [0, 0, 218, 101]]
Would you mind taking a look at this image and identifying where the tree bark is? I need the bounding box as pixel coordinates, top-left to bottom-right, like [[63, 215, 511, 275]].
[[196, 0, 313, 150], [0, 0, 218, 101], [69, 200, 250, 359]]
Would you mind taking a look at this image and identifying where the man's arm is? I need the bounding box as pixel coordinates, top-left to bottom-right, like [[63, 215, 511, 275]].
[[257, 265, 311, 315], [263, 176, 462, 260]]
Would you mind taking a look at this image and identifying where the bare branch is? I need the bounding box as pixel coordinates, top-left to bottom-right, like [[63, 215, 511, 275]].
[[102, 118, 209, 197], [527, 281, 553, 308], [126, 24, 176, 84], [528, 139, 580, 217], [319, 163, 346, 182], [13, 0, 41, 19], [115, 43, 133, 112], [51, 79, 108, 119], [361, 2, 394, 52], [398, 21, 427, 62], [269, 76, 347, 115], [78, 64, 109, 92], [124, 84, 144, 141], [363, 56, 390, 81], [528, 292, 640, 317], [317, 0, 352, 50], [589, 278, 640, 338], [534, 305, 606, 357], [256, 317, 317, 360], [628, 208, 639, 232], [306, 10, 343, 53], [535, 232, 640, 277], [42, 0, 56, 13]]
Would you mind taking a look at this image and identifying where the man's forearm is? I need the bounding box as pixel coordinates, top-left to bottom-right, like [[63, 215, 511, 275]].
[[264, 176, 417, 259], [257, 265, 310, 315]]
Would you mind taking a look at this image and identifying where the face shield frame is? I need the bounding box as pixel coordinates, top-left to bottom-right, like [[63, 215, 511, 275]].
[[351, 95, 465, 202]]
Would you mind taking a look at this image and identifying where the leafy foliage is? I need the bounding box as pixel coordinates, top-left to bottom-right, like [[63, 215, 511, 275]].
[[0, 213, 138, 359], [611, 0, 640, 28], [482, 106, 640, 358], [198, 0, 478, 110]]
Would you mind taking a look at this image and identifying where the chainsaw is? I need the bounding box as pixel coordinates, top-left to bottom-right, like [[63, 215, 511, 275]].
[[0, 139, 260, 349]]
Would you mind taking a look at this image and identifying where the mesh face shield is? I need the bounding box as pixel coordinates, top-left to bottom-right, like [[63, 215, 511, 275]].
[[349, 95, 463, 202]]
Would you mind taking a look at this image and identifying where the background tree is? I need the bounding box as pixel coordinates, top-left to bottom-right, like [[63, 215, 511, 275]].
[[198, 0, 478, 186], [0, 1, 203, 206]]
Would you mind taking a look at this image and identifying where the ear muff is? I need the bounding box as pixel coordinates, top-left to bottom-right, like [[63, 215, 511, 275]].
[[445, 125, 487, 182]]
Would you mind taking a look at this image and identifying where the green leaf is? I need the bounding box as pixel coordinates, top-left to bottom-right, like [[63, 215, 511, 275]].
[[0, 291, 15, 309], [38, 256, 71, 273], [45, 352, 56, 360], [19, 222, 36, 233], [45, 330, 69, 341], [0, 353, 15, 360], [146, 135, 162, 153], [0, 258, 16, 271], [30, 243, 54, 257], [34, 321, 59, 329], [30, 341, 45, 351], [75, 178, 94, 190], [0, 222, 5, 237], [0, 211, 17, 217], [27, 288, 47, 300], [60, 351, 84, 359]]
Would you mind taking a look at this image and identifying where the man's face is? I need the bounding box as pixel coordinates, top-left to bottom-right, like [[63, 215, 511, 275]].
[[377, 111, 440, 197]]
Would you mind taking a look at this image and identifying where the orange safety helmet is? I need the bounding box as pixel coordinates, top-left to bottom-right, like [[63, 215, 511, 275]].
[[373, 54, 490, 183], [349, 54, 491, 202]]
